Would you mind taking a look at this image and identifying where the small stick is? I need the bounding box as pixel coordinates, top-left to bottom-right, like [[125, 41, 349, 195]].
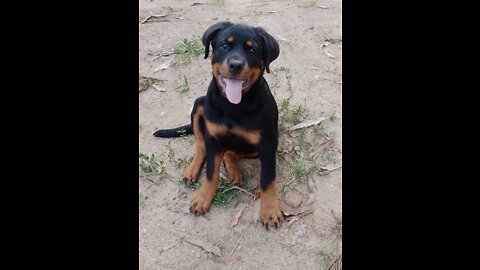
[[159, 221, 196, 253], [140, 14, 167, 24], [228, 231, 245, 257], [228, 223, 251, 257], [326, 165, 342, 172], [221, 186, 256, 198]]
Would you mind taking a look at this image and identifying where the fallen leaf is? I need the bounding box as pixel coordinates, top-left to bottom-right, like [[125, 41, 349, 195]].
[[276, 35, 288, 42], [328, 255, 342, 270], [140, 14, 168, 24], [319, 164, 342, 172], [154, 57, 175, 72], [287, 216, 301, 226], [307, 177, 316, 192], [230, 203, 246, 227], [286, 209, 314, 226], [282, 209, 309, 219], [324, 50, 336, 59], [289, 117, 327, 131], [180, 205, 190, 214], [151, 83, 166, 92], [309, 139, 334, 158], [304, 193, 315, 206], [184, 237, 222, 257], [315, 5, 329, 9]]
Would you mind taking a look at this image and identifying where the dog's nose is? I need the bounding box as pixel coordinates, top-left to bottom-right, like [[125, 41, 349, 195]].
[[228, 58, 245, 74]]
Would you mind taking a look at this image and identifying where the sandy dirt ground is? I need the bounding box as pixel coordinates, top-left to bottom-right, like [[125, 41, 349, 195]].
[[139, 0, 342, 269]]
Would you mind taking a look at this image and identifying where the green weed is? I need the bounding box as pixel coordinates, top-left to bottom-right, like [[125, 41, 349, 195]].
[[313, 122, 325, 134], [181, 177, 239, 207], [281, 97, 290, 112], [291, 158, 312, 181], [175, 75, 190, 93], [139, 75, 159, 92], [176, 128, 188, 136], [173, 38, 204, 63], [281, 105, 306, 127], [273, 66, 290, 73], [316, 250, 332, 270], [139, 194, 147, 207], [296, 129, 311, 151], [139, 152, 165, 180], [164, 140, 175, 160], [273, 66, 293, 92], [213, 177, 239, 207], [174, 156, 193, 169]]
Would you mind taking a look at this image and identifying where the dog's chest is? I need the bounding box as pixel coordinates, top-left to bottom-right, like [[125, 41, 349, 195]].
[[204, 119, 261, 146]]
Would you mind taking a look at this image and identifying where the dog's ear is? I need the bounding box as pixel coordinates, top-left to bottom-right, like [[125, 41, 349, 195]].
[[255, 27, 280, 73], [202, 21, 232, 59]]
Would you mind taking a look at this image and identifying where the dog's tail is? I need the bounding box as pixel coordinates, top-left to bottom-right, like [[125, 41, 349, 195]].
[[153, 124, 193, 138]]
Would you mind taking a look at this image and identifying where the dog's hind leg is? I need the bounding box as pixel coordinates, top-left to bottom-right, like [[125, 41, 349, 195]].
[[182, 97, 207, 184], [223, 151, 243, 186]]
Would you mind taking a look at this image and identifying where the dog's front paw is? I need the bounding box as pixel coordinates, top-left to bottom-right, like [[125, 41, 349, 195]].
[[190, 190, 216, 216], [183, 164, 202, 185], [260, 198, 284, 229], [260, 182, 284, 229]]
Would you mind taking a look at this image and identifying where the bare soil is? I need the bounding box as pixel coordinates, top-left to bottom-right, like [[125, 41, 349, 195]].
[[139, 0, 342, 269]]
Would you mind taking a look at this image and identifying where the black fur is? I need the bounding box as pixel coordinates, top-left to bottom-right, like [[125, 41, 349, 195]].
[[152, 124, 192, 137], [154, 22, 279, 191]]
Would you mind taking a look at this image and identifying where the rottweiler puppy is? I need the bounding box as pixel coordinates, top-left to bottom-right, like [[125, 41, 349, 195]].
[[154, 22, 283, 229]]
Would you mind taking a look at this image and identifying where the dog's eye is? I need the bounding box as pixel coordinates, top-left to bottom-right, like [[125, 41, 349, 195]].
[[220, 44, 229, 50], [249, 48, 256, 54]]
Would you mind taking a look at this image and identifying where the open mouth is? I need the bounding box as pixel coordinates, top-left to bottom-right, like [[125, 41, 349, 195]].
[[216, 71, 253, 104]]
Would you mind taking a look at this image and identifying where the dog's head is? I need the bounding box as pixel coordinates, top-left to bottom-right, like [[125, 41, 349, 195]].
[[202, 22, 279, 104]]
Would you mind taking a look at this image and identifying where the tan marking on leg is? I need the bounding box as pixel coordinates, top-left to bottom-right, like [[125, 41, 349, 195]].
[[223, 151, 242, 186], [237, 152, 259, 158], [260, 181, 284, 229], [183, 106, 206, 184], [190, 154, 223, 215]]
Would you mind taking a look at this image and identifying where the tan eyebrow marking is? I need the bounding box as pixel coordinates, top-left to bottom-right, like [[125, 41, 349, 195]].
[[227, 36, 234, 43], [245, 40, 253, 47]]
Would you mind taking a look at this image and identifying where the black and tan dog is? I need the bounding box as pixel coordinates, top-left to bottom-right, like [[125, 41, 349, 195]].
[[154, 22, 283, 229]]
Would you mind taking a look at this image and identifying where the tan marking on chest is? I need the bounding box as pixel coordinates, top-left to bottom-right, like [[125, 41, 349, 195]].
[[205, 120, 261, 145]]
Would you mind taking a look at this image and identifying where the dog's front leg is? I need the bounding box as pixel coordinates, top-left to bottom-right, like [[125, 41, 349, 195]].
[[190, 137, 224, 216], [258, 141, 284, 229]]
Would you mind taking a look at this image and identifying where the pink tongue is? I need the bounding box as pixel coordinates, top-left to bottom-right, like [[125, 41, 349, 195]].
[[224, 78, 243, 104]]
